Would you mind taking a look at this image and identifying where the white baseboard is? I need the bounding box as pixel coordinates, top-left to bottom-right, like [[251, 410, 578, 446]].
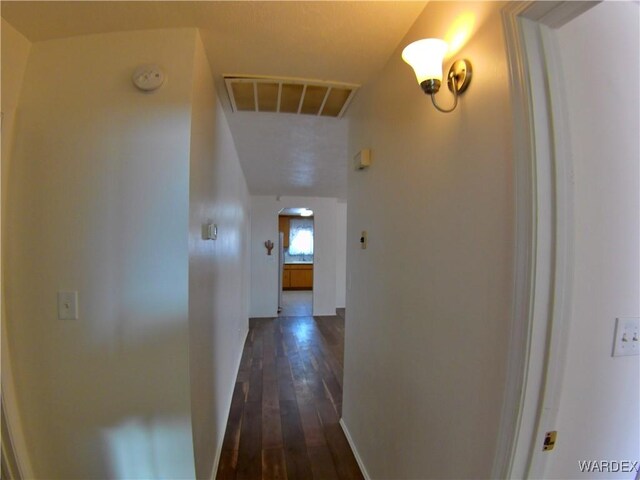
[[210, 324, 250, 480], [339, 418, 371, 480]]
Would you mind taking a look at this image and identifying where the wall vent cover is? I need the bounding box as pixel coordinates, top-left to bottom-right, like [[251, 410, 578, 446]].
[[224, 75, 359, 118]]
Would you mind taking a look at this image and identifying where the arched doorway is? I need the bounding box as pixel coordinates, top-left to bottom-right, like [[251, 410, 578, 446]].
[[277, 208, 314, 316]]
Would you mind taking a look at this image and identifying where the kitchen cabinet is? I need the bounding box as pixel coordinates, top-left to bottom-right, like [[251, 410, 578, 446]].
[[283, 264, 313, 290], [279, 216, 290, 248]]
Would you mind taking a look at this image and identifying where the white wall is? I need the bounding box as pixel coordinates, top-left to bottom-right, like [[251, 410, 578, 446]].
[[343, 2, 514, 478], [335, 201, 347, 308], [1, 19, 31, 187], [1, 17, 35, 479], [187, 32, 250, 480], [250, 196, 338, 317], [4, 28, 198, 479], [545, 3, 640, 478]]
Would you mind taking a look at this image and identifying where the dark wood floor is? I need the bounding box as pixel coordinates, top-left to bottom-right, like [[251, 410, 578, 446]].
[[216, 312, 362, 480]]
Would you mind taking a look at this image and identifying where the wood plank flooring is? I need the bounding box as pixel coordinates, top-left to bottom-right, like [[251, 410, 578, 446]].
[[216, 314, 362, 480]]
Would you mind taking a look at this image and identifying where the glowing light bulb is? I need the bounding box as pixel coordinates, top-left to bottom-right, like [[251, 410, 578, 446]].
[[402, 38, 448, 85]]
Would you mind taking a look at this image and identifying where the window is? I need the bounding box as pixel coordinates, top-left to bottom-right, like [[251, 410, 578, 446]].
[[288, 218, 314, 255]]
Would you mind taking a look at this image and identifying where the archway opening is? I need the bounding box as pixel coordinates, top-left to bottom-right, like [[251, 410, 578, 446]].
[[277, 208, 314, 316]]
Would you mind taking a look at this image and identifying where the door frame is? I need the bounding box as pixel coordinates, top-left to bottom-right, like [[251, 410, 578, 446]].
[[277, 209, 315, 312], [1, 322, 33, 479], [492, 2, 599, 478]]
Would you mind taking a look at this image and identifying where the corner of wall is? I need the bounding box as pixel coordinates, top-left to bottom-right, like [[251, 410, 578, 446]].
[[339, 419, 372, 480], [187, 26, 251, 479], [1, 17, 36, 479]]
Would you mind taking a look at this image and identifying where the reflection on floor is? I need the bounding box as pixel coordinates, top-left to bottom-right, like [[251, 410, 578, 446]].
[[280, 290, 313, 317], [216, 313, 362, 480]]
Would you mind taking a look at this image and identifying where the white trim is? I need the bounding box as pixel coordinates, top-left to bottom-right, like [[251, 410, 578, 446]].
[[224, 77, 239, 113], [222, 74, 360, 119], [1, 321, 35, 479], [492, 4, 538, 477], [516, 20, 561, 477], [2, 399, 23, 480], [336, 88, 358, 119], [296, 84, 307, 114], [494, 2, 594, 478], [525, 22, 576, 479], [1, 106, 35, 480], [520, 1, 600, 28], [209, 324, 250, 480], [339, 418, 371, 480], [276, 82, 282, 113], [252, 82, 259, 112], [317, 87, 332, 116], [222, 73, 360, 90]]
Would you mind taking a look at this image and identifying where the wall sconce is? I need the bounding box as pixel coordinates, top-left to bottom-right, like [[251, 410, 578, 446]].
[[402, 38, 472, 113]]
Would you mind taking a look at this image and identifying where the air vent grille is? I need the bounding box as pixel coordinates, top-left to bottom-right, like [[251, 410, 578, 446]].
[[224, 75, 359, 118]]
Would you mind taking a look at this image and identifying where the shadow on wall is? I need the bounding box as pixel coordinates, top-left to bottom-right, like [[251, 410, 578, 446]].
[[101, 414, 192, 479], [57, 318, 194, 479]]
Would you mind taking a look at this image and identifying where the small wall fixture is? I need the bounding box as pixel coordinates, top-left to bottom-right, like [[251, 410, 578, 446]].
[[264, 240, 275, 255], [203, 223, 217, 241], [402, 39, 472, 113], [354, 149, 371, 171]]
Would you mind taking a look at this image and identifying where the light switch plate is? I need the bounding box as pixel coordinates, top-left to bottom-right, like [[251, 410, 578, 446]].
[[612, 317, 639, 357], [203, 223, 217, 240], [58, 291, 78, 320]]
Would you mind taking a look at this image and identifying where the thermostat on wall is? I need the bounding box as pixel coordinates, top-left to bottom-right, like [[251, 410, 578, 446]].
[[132, 64, 165, 92], [354, 148, 371, 170]]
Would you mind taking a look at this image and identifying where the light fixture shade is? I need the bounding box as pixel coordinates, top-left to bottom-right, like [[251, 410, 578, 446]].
[[401, 38, 448, 84]]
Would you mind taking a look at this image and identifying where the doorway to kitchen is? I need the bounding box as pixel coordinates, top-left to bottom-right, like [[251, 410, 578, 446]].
[[277, 208, 314, 317]]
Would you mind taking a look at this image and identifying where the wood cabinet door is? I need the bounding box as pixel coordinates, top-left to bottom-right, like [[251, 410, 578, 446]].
[[283, 270, 291, 288], [278, 216, 290, 248], [290, 269, 313, 288]]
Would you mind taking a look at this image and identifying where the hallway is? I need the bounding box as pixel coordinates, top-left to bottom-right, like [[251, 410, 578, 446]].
[[279, 291, 313, 317], [216, 312, 361, 479]]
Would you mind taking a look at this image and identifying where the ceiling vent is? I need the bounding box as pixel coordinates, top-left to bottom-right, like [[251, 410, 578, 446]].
[[224, 75, 359, 118]]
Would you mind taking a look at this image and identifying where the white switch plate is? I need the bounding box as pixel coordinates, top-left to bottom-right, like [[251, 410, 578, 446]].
[[206, 223, 217, 240], [58, 291, 78, 320], [612, 317, 639, 357]]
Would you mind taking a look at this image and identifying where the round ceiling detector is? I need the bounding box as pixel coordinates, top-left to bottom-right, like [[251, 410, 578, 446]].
[[132, 64, 165, 92]]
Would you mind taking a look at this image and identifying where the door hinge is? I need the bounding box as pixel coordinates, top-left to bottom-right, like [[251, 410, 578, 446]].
[[543, 431, 557, 451]]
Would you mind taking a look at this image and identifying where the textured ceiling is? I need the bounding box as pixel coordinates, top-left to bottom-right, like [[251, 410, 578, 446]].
[[227, 112, 348, 198], [1, 1, 427, 199]]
